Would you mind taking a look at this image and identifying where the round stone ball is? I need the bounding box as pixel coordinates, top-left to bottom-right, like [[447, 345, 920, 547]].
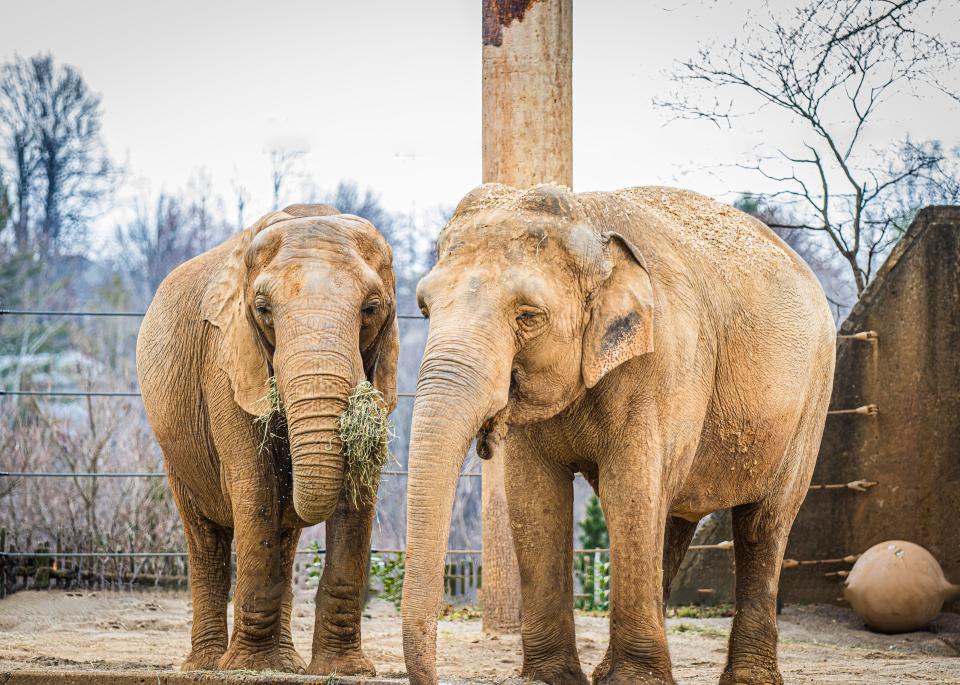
[[844, 540, 958, 633]]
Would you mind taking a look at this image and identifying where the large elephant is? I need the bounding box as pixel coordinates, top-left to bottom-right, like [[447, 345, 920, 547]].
[[401, 184, 836, 685], [137, 204, 398, 674]]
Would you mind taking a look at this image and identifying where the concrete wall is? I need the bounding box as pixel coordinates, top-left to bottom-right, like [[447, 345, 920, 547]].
[[784, 205, 960, 606], [671, 206, 960, 608]]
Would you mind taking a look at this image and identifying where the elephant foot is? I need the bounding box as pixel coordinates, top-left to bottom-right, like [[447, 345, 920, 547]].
[[522, 662, 589, 685], [279, 643, 307, 674], [180, 647, 225, 671], [593, 664, 674, 685], [216, 644, 287, 672], [307, 649, 376, 677], [719, 666, 783, 685]]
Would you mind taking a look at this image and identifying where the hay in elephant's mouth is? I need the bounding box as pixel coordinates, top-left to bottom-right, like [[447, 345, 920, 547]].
[[339, 380, 391, 508], [253, 376, 286, 453]]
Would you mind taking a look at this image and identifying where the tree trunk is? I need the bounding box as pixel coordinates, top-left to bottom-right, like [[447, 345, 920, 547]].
[[480, 0, 573, 634]]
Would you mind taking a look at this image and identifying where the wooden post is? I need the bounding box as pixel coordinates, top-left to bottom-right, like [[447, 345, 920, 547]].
[[0, 527, 6, 598], [480, 0, 573, 634]]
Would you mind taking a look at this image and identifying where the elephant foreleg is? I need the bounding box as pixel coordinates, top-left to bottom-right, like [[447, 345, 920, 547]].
[[306, 490, 377, 676], [278, 528, 307, 673], [592, 516, 696, 682], [594, 449, 674, 685], [173, 477, 233, 671], [217, 475, 289, 671], [504, 437, 589, 685]]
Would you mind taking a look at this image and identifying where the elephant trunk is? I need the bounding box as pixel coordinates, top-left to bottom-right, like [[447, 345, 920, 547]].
[[401, 320, 512, 685], [273, 307, 362, 526]]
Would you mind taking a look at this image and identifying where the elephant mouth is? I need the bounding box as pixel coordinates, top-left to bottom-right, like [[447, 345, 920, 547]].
[[476, 408, 511, 460]]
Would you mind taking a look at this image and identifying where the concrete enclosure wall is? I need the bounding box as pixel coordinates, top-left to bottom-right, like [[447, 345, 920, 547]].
[[784, 205, 960, 607], [671, 206, 960, 608]]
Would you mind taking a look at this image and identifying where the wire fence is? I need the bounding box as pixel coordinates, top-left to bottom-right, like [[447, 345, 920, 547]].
[[0, 308, 881, 600]]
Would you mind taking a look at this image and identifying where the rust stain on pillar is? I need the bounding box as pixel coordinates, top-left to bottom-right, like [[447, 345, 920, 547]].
[[482, 0, 573, 189], [483, 0, 541, 46], [480, 0, 573, 635]]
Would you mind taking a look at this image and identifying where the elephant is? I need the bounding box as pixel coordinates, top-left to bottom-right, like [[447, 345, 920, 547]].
[[136, 203, 398, 674], [400, 184, 836, 685]]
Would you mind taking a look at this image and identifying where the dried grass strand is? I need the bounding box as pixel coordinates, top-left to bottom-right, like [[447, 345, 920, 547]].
[[339, 381, 391, 508]]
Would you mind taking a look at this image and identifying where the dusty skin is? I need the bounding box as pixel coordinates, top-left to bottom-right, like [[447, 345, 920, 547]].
[[1, 590, 958, 684]]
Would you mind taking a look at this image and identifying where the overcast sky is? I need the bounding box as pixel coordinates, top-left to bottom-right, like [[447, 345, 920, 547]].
[[2, 0, 958, 245]]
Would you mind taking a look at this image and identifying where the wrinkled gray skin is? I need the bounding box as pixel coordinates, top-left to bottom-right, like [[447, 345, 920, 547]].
[[401, 184, 836, 685], [137, 204, 398, 674]]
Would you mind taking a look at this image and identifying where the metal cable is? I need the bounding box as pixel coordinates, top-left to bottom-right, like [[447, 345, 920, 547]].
[[1, 389, 417, 398], [0, 309, 425, 320]]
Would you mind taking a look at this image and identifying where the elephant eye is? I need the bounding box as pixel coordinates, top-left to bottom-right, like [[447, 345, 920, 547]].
[[516, 307, 546, 331], [362, 300, 381, 317], [255, 303, 270, 316]]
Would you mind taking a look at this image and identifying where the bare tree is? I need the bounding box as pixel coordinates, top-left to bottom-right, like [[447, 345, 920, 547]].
[[0, 54, 113, 256], [0, 167, 10, 238], [267, 145, 306, 211], [658, 0, 960, 294], [736, 193, 855, 317], [0, 60, 40, 252], [114, 188, 229, 306], [231, 176, 250, 230]]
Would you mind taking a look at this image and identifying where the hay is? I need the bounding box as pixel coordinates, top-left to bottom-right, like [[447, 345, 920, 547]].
[[253, 376, 286, 454], [253, 377, 390, 506], [339, 381, 392, 508]]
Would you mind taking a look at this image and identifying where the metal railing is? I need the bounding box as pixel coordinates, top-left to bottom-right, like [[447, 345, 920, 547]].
[[1, 309, 426, 320], [1, 306, 883, 593]]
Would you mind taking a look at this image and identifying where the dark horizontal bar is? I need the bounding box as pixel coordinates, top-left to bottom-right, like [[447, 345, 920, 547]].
[[3, 389, 418, 399], [0, 548, 603, 558], [2, 390, 141, 397], [3, 389, 417, 399], [380, 470, 481, 478], [1, 551, 187, 558], [0, 309, 426, 320], [0, 472, 165, 478], [0, 470, 481, 479], [0, 309, 146, 317]]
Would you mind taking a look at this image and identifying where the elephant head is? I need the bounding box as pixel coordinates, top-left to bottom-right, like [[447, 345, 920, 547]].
[[401, 184, 655, 683], [202, 204, 398, 525]]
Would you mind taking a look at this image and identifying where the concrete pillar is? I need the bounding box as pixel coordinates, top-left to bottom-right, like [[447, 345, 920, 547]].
[[480, 0, 573, 635]]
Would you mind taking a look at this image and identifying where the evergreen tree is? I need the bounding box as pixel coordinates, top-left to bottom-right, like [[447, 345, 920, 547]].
[[579, 495, 609, 550], [577, 495, 610, 610]]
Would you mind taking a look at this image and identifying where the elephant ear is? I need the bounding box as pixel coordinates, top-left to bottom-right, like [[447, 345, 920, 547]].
[[370, 316, 400, 414], [201, 229, 271, 416], [581, 231, 655, 389]]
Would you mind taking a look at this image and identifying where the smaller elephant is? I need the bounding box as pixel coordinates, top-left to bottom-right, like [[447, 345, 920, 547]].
[[137, 204, 398, 674]]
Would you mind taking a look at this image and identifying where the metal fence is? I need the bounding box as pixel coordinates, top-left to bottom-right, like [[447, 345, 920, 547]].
[[0, 308, 882, 602]]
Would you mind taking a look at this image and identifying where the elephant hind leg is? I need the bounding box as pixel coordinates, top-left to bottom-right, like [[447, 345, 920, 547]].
[[173, 479, 233, 671], [722, 499, 790, 685], [662, 516, 698, 609], [722, 388, 825, 685]]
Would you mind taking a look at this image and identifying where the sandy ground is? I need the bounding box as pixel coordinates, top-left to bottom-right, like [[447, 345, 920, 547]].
[[0, 590, 958, 684]]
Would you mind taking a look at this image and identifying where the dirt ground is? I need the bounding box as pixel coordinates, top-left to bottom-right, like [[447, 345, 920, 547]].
[[0, 590, 958, 684]]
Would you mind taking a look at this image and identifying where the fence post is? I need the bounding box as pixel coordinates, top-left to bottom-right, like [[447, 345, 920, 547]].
[[0, 527, 6, 598], [595, 550, 605, 608]]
